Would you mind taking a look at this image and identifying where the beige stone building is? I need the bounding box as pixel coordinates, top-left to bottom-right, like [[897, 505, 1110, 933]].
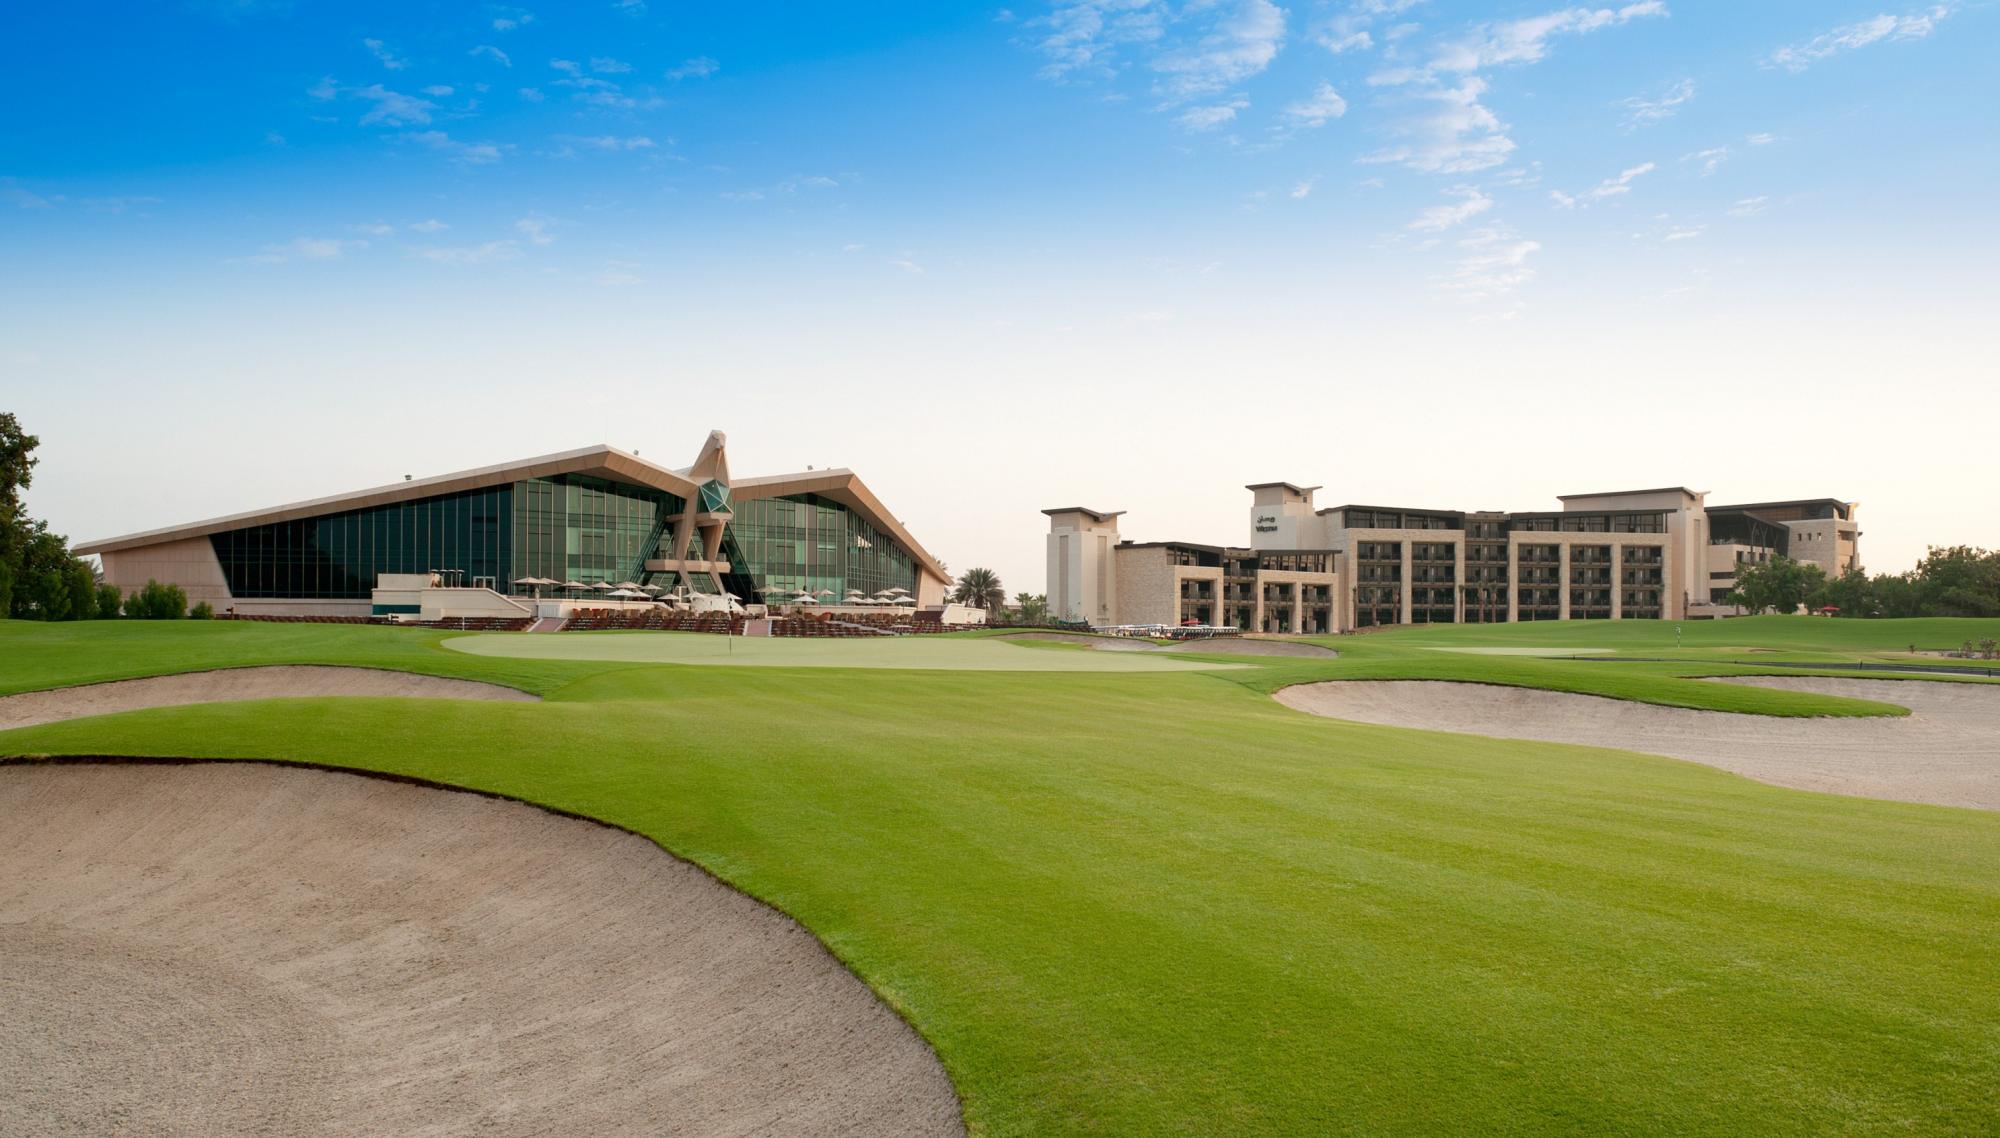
[[1048, 484, 1860, 631]]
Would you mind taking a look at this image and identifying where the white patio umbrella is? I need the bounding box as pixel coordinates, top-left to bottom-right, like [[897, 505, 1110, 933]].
[[590, 581, 614, 591], [561, 579, 588, 591], [885, 586, 911, 596], [612, 581, 642, 591], [604, 588, 643, 599], [894, 595, 917, 605]]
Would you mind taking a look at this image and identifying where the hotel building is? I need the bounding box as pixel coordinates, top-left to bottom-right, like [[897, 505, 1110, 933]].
[[1047, 484, 1859, 632]]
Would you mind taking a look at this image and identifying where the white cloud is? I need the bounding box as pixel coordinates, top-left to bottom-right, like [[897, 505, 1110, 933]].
[[1440, 224, 1540, 298], [1033, 0, 1165, 81], [1429, 2, 1668, 74], [1746, 131, 1775, 145], [353, 221, 395, 237], [471, 45, 511, 67], [251, 236, 361, 264], [1728, 196, 1767, 217], [1682, 146, 1728, 176], [613, 0, 647, 14], [1550, 160, 1654, 207], [590, 57, 632, 74], [1767, 6, 1951, 72], [409, 218, 450, 232], [1290, 177, 1317, 199], [1662, 225, 1703, 241], [515, 217, 554, 245], [1282, 82, 1348, 127], [1178, 99, 1246, 130], [421, 85, 454, 97], [1313, 0, 1427, 55], [573, 134, 655, 151], [1361, 77, 1514, 173], [667, 56, 720, 80], [492, 8, 534, 31], [0, 178, 53, 208], [363, 38, 409, 70], [892, 258, 925, 274], [597, 261, 644, 286], [1408, 184, 1493, 231], [720, 174, 841, 202], [353, 85, 437, 126], [1151, 0, 1286, 102], [418, 240, 520, 265], [1620, 77, 1693, 128], [518, 87, 545, 102], [400, 130, 505, 164]]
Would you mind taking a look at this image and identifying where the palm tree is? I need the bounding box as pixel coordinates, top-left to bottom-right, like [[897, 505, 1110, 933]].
[[951, 567, 1004, 611]]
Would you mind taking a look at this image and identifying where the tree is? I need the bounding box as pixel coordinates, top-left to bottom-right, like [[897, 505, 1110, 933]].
[[95, 583, 123, 620], [1911, 545, 2000, 618], [1808, 568, 1877, 618], [190, 601, 215, 620], [123, 579, 187, 620], [950, 567, 1004, 611], [1729, 556, 1824, 616], [1012, 591, 1049, 625], [0, 412, 40, 616]]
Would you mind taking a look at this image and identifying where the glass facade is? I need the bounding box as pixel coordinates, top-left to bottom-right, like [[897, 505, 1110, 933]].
[[510, 475, 681, 586], [212, 485, 512, 599], [210, 477, 920, 603], [726, 493, 919, 603]]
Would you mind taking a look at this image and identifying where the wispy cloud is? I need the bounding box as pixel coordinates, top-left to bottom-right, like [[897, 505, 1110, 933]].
[[1548, 160, 1654, 207], [1178, 99, 1247, 131], [1, 178, 55, 209], [1766, 5, 1951, 72], [352, 84, 437, 126], [1033, 0, 1166, 82], [1150, 0, 1287, 103], [1408, 184, 1493, 231], [353, 221, 395, 237], [249, 236, 362, 264], [1682, 146, 1728, 176], [720, 174, 841, 202], [1440, 224, 1540, 298], [1282, 82, 1348, 128], [1423, 2, 1667, 75], [1361, 77, 1514, 173], [1728, 196, 1768, 217], [491, 7, 534, 31], [552, 134, 658, 154], [1620, 77, 1693, 128], [514, 216, 554, 245], [667, 56, 719, 80], [409, 218, 450, 232], [400, 130, 506, 164], [471, 44, 512, 67], [1746, 131, 1775, 146], [1312, 0, 1428, 55], [590, 57, 632, 74], [1290, 177, 1318, 199], [363, 38, 409, 70], [1662, 224, 1703, 241], [418, 240, 520, 265]]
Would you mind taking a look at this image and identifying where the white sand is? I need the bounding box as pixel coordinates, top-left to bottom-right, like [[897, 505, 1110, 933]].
[[0, 762, 962, 1137], [1275, 676, 2000, 811], [0, 666, 537, 731]]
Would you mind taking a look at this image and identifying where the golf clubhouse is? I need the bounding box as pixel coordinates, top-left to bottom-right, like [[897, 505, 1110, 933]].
[[75, 432, 956, 625]]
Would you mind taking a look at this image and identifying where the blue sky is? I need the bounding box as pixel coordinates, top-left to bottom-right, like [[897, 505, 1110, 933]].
[[3, 2, 1995, 591]]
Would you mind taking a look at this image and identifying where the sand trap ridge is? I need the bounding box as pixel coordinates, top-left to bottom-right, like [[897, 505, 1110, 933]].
[[0, 666, 537, 731], [0, 762, 962, 1136], [1276, 677, 2000, 811]]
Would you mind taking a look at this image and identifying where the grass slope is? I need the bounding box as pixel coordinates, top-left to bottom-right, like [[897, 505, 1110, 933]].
[[4, 619, 1999, 1135]]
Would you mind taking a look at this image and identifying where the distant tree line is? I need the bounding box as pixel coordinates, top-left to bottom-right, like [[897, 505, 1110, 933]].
[[1731, 546, 2000, 619], [1, 412, 202, 622]]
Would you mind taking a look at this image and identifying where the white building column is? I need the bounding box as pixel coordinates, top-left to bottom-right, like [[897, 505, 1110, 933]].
[[1610, 542, 1624, 620], [1399, 543, 1413, 624], [1558, 543, 1572, 620]]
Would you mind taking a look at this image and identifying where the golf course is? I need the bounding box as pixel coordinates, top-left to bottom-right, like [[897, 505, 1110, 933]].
[[5, 615, 2000, 1136]]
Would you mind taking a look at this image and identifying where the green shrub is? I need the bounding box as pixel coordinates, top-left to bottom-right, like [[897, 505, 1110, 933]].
[[123, 579, 188, 620], [95, 583, 123, 619], [189, 601, 215, 620]]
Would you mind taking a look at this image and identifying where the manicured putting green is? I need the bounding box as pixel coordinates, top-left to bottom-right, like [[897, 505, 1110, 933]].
[[445, 631, 1243, 671]]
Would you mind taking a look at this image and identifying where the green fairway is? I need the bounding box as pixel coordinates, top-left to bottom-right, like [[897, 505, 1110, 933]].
[[5, 616, 2000, 1136], [446, 629, 1242, 671]]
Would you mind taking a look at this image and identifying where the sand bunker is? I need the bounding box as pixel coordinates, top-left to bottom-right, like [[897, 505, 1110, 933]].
[[0, 762, 961, 1136], [1276, 677, 2000, 811], [0, 666, 536, 731], [995, 633, 1160, 652]]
